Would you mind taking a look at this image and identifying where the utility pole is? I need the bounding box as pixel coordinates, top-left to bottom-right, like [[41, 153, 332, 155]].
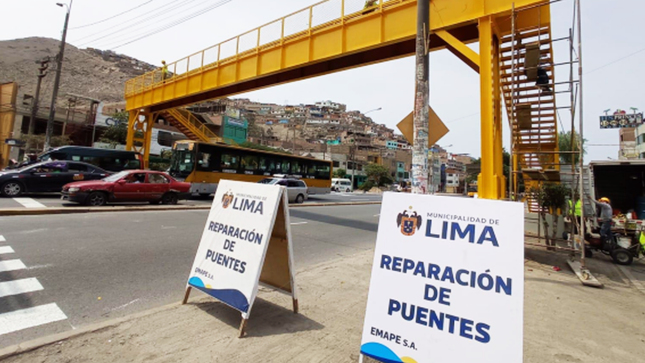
[[27, 58, 50, 152], [411, 0, 430, 194], [45, 0, 72, 151]]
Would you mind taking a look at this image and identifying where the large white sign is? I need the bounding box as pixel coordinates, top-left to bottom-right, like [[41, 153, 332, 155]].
[[360, 193, 524, 363], [186, 179, 293, 319]]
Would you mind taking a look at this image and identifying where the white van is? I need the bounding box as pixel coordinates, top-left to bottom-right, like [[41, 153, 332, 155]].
[[332, 178, 353, 192]]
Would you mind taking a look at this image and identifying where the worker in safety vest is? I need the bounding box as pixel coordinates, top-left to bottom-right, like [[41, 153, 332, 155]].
[[363, 0, 378, 14], [566, 195, 582, 234], [161, 60, 169, 81], [364, 0, 378, 9]]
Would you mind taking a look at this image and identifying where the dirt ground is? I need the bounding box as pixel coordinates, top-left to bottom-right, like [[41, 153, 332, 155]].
[[3, 245, 645, 363]]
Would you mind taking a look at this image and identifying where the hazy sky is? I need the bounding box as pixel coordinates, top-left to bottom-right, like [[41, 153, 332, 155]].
[[3, 0, 644, 161]]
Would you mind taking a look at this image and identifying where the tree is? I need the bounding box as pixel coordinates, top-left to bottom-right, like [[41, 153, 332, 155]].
[[99, 122, 128, 146], [364, 163, 394, 188], [528, 182, 569, 250], [98, 111, 130, 146], [558, 131, 586, 164], [334, 168, 346, 178]]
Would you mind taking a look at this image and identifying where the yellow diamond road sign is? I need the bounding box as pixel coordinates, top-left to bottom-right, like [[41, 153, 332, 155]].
[[396, 107, 449, 147]]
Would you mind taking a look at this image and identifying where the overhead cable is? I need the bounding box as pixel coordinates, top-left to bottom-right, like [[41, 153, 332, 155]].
[[109, 0, 234, 50], [73, 0, 197, 44], [71, 0, 156, 30]]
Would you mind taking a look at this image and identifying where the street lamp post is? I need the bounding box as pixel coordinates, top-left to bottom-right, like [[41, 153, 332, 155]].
[[44, 0, 72, 151], [364, 107, 382, 116]]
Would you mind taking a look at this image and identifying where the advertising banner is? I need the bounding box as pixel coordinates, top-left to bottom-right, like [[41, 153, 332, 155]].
[[185, 179, 294, 321], [600, 113, 643, 129], [360, 193, 525, 363]]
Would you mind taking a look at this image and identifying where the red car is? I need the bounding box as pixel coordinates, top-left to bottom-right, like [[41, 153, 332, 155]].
[[62, 170, 191, 206]]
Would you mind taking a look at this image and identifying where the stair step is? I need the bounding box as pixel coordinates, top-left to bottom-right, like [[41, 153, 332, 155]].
[[500, 57, 553, 70], [501, 27, 551, 42]]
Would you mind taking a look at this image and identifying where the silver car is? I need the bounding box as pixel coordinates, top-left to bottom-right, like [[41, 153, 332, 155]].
[[257, 177, 308, 203]]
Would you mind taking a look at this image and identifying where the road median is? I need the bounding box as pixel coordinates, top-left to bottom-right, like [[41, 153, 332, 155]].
[[0, 201, 381, 217]]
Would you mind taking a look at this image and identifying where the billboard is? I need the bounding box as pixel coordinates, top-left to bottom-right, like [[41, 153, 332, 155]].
[[600, 113, 643, 129]]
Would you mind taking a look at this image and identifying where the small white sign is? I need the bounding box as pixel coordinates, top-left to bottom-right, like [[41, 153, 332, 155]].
[[360, 193, 524, 363], [186, 179, 294, 319]]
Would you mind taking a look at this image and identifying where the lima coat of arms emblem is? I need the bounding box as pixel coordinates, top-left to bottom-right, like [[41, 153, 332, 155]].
[[396, 209, 422, 236], [221, 191, 234, 208]]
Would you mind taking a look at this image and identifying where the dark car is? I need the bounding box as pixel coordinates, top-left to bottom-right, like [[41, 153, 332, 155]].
[[62, 170, 191, 206], [0, 161, 111, 197]]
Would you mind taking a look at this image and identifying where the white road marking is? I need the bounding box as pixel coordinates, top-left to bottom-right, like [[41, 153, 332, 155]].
[[0, 259, 26, 273], [17, 228, 48, 235], [373, 214, 380, 217], [13, 197, 47, 209], [0, 235, 5, 242], [0, 246, 15, 254], [0, 303, 67, 336], [161, 226, 177, 230], [290, 222, 308, 225], [0, 278, 44, 298], [25, 263, 53, 271], [110, 298, 141, 312], [351, 199, 369, 201]]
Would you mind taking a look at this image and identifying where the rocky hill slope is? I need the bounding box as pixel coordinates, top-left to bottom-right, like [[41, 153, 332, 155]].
[[0, 37, 155, 104]]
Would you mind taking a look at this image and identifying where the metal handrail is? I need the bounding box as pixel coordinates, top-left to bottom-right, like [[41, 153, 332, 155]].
[[167, 108, 221, 141], [125, 0, 408, 97]]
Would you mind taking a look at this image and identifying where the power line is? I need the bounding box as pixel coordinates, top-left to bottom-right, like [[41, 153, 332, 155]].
[[72, 0, 195, 44], [90, 0, 217, 49], [70, 0, 156, 30], [109, 0, 235, 50], [585, 47, 645, 75]]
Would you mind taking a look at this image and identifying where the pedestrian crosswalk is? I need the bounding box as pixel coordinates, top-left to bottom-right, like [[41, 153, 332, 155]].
[[12, 198, 47, 209], [0, 259, 27, 272], [0, 235, 68, 338], [0, 304, 68, 336]]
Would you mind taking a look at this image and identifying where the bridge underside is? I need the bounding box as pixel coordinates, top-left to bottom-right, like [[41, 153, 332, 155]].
[[146, 24, 479, 113], [125, 0, 557, 200]]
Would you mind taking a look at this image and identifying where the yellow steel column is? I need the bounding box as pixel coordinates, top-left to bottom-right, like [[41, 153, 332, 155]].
[[477, 16, 500, 199], [125, 110, 138, 152], [143, 113, 157, 169], [492, 31, 506, 199], [125, 109, 153, 168]]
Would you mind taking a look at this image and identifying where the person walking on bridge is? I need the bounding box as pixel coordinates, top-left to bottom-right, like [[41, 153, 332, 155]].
[[161, 60, 170, 81], [363, 0, 378, 14]]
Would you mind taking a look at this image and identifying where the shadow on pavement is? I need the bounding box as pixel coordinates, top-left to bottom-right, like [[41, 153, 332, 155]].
[[0, 269, 36, 316], [193, 297, 324, 338]]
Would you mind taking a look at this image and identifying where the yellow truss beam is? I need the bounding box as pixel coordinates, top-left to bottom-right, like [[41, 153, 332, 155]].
[[435, 30, 480, 73]]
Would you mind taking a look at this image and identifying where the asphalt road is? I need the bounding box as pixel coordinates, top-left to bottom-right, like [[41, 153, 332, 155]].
[[0, 204, 382, 348], [0, 192, 382, 210]]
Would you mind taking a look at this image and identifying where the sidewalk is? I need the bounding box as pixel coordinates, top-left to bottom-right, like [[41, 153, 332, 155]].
[[2, 246, 644, 363]]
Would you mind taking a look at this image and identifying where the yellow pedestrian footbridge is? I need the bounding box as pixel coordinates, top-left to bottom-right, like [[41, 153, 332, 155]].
[[125, 0, 560, 200]]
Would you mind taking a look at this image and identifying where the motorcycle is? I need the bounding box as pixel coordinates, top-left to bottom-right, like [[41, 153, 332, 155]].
[[584, 227, 643, 266]]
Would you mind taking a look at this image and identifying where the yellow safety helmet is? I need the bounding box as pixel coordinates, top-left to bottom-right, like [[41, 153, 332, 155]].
[[599, 197, 610, 203], [161, 60, 166, 64]]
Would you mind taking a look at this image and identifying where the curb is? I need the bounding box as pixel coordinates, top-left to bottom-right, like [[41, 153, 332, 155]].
[[0, 299, 196, 360], [0, 201, 381, 217]]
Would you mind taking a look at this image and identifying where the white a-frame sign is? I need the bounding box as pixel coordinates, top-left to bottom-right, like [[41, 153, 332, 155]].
[[183, 179, 298, 337]]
